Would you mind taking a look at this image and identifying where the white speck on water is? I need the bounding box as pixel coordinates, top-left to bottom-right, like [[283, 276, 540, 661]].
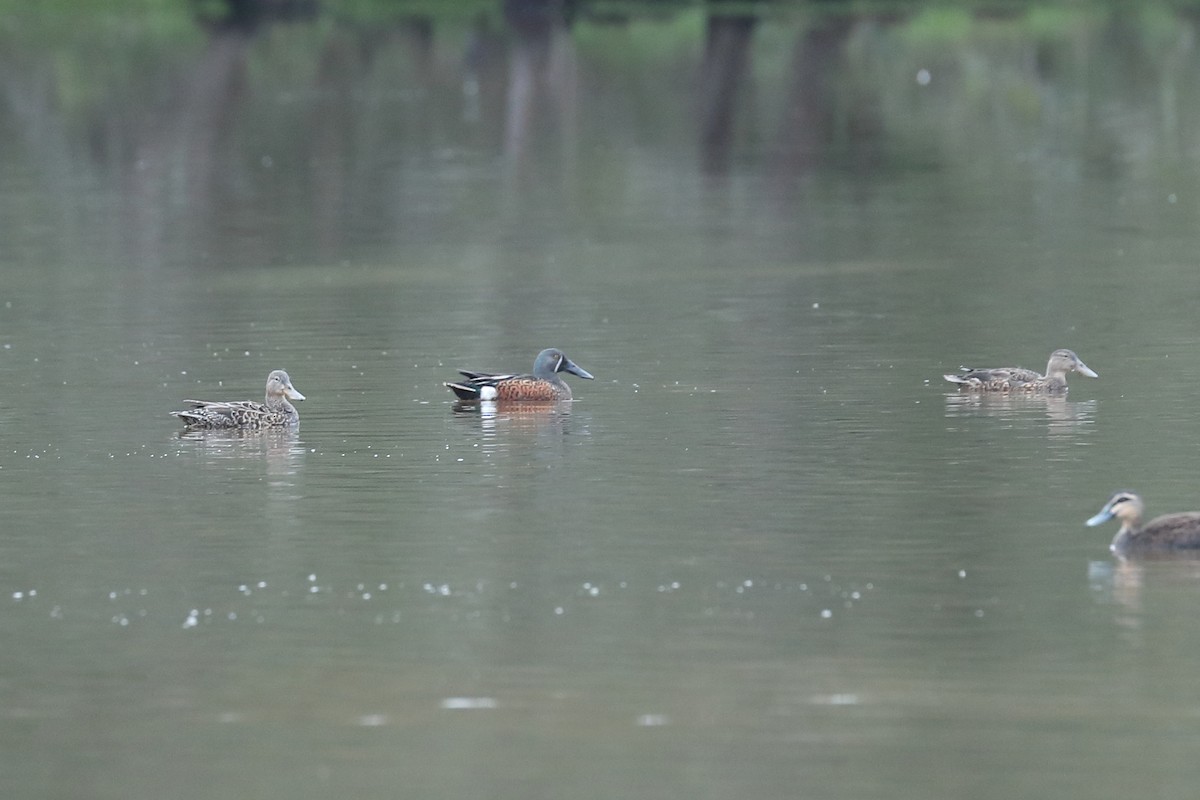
[[1168, 193, 1177, 203], [636, 714, 670, 727], [958, 570, 967, 578], [308, 574, 317, 582], [916, 68, 931, 85], [821, 609, 832, 619], [12, 591, 23, 600], [554, 606, 564, 615], [358, 714, 390, 726], [309, 586, 320, 594], [441, 697, 497, 710], [183, 611, 199, 629]]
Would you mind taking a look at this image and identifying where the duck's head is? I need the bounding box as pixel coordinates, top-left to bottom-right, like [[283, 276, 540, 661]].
[[1047, 349, 1098, 380], [266, 370, 306, 402], [535, 348, 594, 381], [1086, 491, 1143, 530]]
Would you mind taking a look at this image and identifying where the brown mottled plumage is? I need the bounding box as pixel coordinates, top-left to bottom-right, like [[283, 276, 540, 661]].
[[1086, 491, 1200, 555], [172, 369, 305, 430], [944, 349, 1098, 393], [444, 348, 594, 402]]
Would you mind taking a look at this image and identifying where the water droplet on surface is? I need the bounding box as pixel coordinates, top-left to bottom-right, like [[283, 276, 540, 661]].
[[636, 714, 670, 727], [440, 697, 497, 710]]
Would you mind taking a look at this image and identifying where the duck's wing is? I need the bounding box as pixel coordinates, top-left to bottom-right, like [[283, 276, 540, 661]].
[[1142, 512, 1200, 549], [944, 365, 1040, 385], [446, 371, 532, 400], [171, 400, 266, 428]]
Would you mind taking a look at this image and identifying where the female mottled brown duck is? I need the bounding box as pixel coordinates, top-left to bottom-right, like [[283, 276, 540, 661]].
[[1085, 491, 1200, 555], [944, 349, 1098, 393], [444, 348, 594, 402], [171, 369, 305, 430]]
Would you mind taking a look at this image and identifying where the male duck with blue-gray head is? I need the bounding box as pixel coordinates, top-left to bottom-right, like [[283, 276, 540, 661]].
[[1086, 491, 1200, 554], [444, 348, 594, 402], [171, 369, 305, 430], [944, 349, 1097, 393]]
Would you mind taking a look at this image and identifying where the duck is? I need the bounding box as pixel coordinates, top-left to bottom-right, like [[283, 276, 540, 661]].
[[445, 348, 594, 402], [171, 369, 305, 430], [1085, 491, 1200, 554], [944, 349, 1097, 393]]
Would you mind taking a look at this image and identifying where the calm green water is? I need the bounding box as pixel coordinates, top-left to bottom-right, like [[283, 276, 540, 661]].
[[6, 5, 1200, 799]]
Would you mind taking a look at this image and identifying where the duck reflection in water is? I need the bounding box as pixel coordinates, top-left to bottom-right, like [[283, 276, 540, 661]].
[[451, 398, 584, 440], [174, 427, 306, 480], [944, 392, 1095, 435]]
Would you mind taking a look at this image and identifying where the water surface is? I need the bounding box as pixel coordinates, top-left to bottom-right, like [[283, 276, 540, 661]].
[[5, 5, 1200, 799]]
